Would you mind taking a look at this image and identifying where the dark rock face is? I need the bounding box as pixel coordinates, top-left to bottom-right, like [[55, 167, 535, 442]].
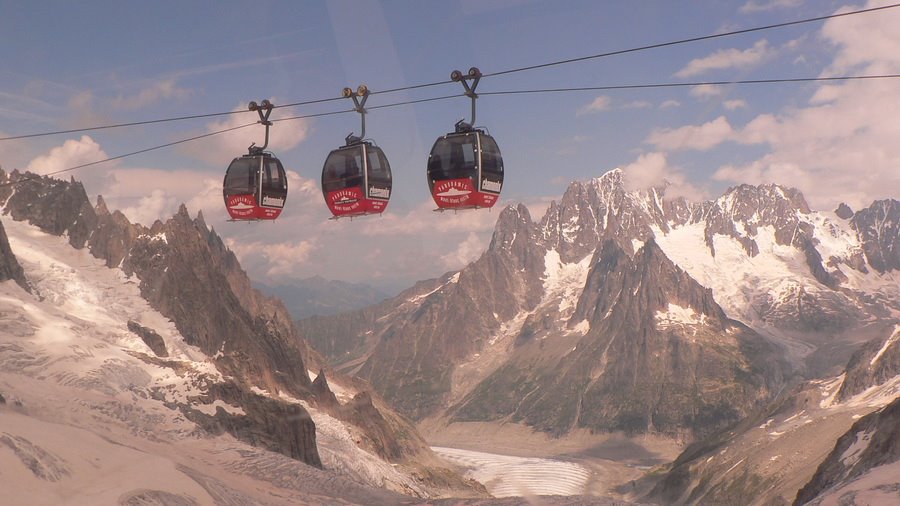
[[89, 195, 139, 269], [851, 199, 899, 273], [837, 327, 900, 401], [184, 381, 322, 467], [0, 219, 29, 292], [835, 203, 854, 220], [310, 369, 339, 408], [793, 395, 900, 505], [121, 205, 311, 396], [345, 204, 546, 420], [0, 170, 97, 249], [127, 320, 168, 357], [453, 239, 783, 438]]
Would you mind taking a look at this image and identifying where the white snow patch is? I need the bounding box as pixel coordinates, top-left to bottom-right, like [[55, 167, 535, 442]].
[[193, 399, 246, 416], [839, 429, 874, 468], [489, 310, 531, 346], [870, 325, 899, 367], [632, 238, 645, 253], [406, 273, 459, 305], [654, 303, 708, 331], [542, 249, 592, 315], [809, 211, 860, 264], [818, 374, 846, 409], [432, 446, 591, 498], [571, 319, 590, 335]]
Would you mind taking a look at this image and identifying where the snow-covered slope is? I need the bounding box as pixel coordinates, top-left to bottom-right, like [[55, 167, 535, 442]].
[[0, 217, 446, 504]]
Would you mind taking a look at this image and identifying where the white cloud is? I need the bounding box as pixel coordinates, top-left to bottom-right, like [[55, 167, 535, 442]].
[[717, 77, 900, 209], [739, 0, 802, 13], [179, 102, 311, 166], [659, 100, 681, 109], [624, 100, 652, 109], [689, 85, 724, 98], [439, 232, 486, 270], [621, 152, 705, 201], [723, 99, 748, 110], [646, 116, 734, 151], [821, 0, 900, 75], [226, 238, 318, 278], [110, 79, 193, 110], [711, 2, 900, 209], [675, 40, 773, 78], [26, 135, 109, 176], [576, 95, 611, 116], [120, 189, 179, 226], [356, 199, 498, 237]]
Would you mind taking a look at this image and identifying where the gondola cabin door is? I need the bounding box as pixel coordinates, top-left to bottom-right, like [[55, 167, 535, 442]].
[[427, 130, 503, 210], [321, 143, 391, 218], [223, 154, 287, 221]]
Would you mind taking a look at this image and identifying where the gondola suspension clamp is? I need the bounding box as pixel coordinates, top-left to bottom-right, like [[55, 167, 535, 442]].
[[451, 67, 482, 132], [342, 85, 369, 145], [247, 99, 274, 154]]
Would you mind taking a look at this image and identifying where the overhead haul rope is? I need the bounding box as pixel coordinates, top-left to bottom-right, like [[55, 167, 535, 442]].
[[0, 122, 256, 188], [2, 71, 899, 189], [1, 2, 897, 142], [479, 73, 900, 96]]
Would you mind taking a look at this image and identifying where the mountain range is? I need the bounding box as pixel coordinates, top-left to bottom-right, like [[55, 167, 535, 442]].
[[299, 168, 898, 503], [0, 168, 485, 503], [1, 165, 897, 504]]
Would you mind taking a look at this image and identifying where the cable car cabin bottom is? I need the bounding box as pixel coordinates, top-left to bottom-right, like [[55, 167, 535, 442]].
[[431, 177, 500, 209], [324, 187, 389, 217], [225, 193, 284, 220]]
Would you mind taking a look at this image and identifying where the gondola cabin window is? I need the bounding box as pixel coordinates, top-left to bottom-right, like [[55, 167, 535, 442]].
[[224, 157, 256, 196]]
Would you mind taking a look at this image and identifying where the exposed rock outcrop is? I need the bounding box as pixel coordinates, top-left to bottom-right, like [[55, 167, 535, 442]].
[[0, 219, 29, 292], [794, 395, 900, 505], [127, 320, 168, 357], [837, 326, 900, 401]]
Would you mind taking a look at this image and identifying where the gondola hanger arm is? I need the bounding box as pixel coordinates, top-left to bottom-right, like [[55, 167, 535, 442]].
[[451, 67, 481, 131], [248, 99, 274, 153], [342, 85, 369, 145]]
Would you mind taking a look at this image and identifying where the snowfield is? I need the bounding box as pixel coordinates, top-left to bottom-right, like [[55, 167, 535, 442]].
[[432, 446, 592, 497]]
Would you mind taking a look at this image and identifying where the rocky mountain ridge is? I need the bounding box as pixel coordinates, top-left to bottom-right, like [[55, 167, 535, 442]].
[[0, 168, 482, 499], [642, 324, 900, 505], [302, 169, 898, 442]]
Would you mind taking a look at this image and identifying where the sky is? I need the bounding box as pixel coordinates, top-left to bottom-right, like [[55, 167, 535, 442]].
[[1, 0, 898, 293]]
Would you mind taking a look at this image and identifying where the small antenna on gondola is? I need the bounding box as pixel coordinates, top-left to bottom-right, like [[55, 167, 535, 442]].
[[248, 99, 274, 154]]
